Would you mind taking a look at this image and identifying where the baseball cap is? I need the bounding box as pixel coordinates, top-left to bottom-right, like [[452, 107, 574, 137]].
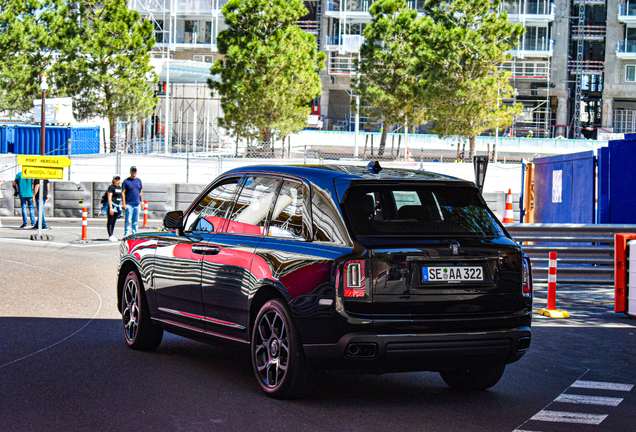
[[130, 166, 137, 171], [113, 175, 120, 180]]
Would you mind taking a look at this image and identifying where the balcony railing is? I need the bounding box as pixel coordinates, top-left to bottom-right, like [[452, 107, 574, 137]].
[[325, 35, 365, 52], [571, 25, 607, 40], [568, 60, 605, 75], [296, 20, 320, 34], [501, 61, 551, 79], [500, 0, 554, 15], [328, 54, 356, 75], [510, 38, 554, 57], [617, 40, 636, 54], [129, 0, 228, 13], [327, 0, 425, 13]]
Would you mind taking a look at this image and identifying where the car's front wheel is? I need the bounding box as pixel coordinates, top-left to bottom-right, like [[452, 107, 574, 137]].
[[439, 365, 506, 390], [121, 270, 163, 350], [251, 299, 315, 399]]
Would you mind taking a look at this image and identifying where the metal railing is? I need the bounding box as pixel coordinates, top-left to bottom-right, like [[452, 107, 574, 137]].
[[506, 224, 636, 285]]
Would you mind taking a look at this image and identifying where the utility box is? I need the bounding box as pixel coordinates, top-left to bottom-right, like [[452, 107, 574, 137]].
[[629, 242, 636, 318]]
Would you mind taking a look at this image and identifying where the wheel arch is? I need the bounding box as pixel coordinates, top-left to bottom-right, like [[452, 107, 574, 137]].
[[249, 283, 289, 342], [117, 259, 143, 314]]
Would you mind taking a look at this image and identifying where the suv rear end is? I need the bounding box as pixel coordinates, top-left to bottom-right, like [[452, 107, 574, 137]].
[[312, 177, 532, 389]]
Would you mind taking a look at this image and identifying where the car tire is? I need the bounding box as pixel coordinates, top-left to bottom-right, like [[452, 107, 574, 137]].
[[251, 299, 315, 399], [121, 270, 163, 351], [439, 365, 506, 391]]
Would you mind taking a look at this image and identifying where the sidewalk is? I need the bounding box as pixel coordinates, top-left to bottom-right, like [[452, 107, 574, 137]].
[[0, 216, 163, 244]]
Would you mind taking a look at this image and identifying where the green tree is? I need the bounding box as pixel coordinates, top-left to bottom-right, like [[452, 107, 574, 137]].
[[417, 0, 524, 160], [61, 0, 157, 151], [209, 0, 325, 155], [353, 0, 425, 156], [0, 0, 70, 114]]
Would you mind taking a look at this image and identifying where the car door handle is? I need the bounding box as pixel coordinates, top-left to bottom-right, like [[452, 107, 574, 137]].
[[192, 245, 221, 256]]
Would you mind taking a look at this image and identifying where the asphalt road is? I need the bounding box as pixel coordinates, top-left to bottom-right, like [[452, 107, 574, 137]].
[[0, 218, 635, 432]]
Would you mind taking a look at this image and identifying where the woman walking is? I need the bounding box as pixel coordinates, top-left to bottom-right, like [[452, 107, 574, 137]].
[[107, 175, 123, 241]]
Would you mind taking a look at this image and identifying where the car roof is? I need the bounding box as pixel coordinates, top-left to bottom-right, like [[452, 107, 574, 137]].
[[222, 164, 472, 187]]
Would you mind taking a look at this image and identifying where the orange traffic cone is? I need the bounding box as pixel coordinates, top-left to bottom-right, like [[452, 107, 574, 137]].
[[503, 189, 514, 223]]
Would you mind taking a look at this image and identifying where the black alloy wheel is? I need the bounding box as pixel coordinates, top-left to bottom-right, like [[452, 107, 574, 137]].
[[439, 365, 506, 391], [121, 270, 163, 350], [251, 299, 315, 399]]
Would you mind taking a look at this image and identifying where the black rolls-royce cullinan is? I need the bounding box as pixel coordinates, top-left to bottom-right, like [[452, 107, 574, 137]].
[[116, 164, 532, 399]]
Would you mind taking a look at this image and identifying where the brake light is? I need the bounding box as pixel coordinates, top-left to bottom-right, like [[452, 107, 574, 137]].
[[343, 259, 366, 298], [522, 257, 532, 297]]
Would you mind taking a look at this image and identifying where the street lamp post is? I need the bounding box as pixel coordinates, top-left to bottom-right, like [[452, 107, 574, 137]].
[[38, 74, 48, 235]]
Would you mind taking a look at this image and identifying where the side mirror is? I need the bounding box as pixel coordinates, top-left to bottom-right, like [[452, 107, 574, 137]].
[[163, 210, 183, 231]]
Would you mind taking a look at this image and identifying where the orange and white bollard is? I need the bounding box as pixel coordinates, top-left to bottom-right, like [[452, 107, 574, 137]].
[[143, 200, 149, 228], [537, 251, 569, 318], [81, 207, 88, 241], [502, 189, 514, 223]]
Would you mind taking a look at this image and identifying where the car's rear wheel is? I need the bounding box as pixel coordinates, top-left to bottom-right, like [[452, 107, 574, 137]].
[[251, 299, 315, 399], [121, 270, 163, 350], [439, 365, 506, 390]]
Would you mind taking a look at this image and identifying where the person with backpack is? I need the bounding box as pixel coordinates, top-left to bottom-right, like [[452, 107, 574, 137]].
[[13, 171, 35, 228], [105, 175, 123, 241]]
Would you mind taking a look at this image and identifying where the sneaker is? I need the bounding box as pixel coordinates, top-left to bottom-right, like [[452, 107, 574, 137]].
[[19, 224, 26, 229], [108, 235, 118, 242]]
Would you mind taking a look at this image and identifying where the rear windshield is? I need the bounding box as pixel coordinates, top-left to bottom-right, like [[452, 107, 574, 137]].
[[342, 184, 505, 238]]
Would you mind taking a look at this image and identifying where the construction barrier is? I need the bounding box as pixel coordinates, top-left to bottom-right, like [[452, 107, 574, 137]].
[[503, 189, 514, 223], [143, 200, 148, 228], [614, 233, 636, 314], [537, 251, 570, 318], [81, 207, 88, 241]]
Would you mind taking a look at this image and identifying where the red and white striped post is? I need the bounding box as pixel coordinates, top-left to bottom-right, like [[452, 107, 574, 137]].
[[547, 251, 557, 310], [81, 207, 88, 241], [537, 251, 569, 318], [142, 200, 149, 228]]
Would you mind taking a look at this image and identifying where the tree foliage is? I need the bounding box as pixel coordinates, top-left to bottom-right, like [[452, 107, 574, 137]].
[[0, 0, 156, 152], [0, 0, 69, 113], [418, 0, 524, 159], [353, 0, 424, 156], [355, 0, 524, 160], [209, 0, 325, 151], [61, 0, 157, 150]]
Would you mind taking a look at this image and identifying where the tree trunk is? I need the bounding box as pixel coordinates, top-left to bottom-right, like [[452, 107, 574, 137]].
[[378, 121, 388, 157], [260, 130, 273, 158], [456, 141, 460, 161], [109, 118, 116, 153], [469, 135, 476, 162]]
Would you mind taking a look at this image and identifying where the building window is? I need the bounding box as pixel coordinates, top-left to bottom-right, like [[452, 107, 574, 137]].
[[524, 26, 548, 51], [627, 65, 636, 82], [613, 109, 636, 133]]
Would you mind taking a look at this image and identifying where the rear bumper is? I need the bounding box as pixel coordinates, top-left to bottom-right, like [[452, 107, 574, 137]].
[[303, 326, 531, 373]]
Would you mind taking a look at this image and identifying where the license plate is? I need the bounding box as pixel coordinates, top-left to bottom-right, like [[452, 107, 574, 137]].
[[423, 266, 483, 282]]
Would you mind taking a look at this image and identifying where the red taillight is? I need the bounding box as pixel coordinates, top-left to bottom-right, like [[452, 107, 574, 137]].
[[522, 258, 532, 297], [343, 259, 366, 298]]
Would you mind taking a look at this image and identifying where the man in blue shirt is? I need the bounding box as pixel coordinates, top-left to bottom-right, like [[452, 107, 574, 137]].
[[122, 166, 143, 236], [13, 171, 35, 228]]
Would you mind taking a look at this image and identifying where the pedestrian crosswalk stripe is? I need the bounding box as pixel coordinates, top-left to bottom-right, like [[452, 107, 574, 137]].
[[571, 380, 634, 392], [530, 410, 608, 425], [555, 394, 624, 406]]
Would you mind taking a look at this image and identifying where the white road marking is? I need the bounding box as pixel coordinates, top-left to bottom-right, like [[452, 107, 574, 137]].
[[555, 394, 624, 406], [0, 237, 119, 247], [571, 380, 634, 392], [0, 258, 103, 369], [530, 410, 608, 425]]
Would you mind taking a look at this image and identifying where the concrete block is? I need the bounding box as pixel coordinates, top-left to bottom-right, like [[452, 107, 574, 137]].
[[0, 181, 14, 216], [143, 182, 175, 220], [53, 181, 92, 217], [176, 183, 206, 211]]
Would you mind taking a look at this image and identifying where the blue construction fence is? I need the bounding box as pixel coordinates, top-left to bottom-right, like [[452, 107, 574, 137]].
[[0, 125, 100, 156], [523, 134, 636, 224]]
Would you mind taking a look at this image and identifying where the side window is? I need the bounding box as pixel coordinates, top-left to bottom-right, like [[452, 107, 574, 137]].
[[225, 176, 280, 235], [312, 186, 348, 245], [268, 180, 307, 239], [184, 178, 240, 233]]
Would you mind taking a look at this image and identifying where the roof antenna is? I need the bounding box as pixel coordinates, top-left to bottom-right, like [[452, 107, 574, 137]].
[[367, 161, 382, 174]]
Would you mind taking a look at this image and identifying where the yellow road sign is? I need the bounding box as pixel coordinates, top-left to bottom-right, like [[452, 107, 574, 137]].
[[17, 155, 72, 168], [22, 166, 63, 180]]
